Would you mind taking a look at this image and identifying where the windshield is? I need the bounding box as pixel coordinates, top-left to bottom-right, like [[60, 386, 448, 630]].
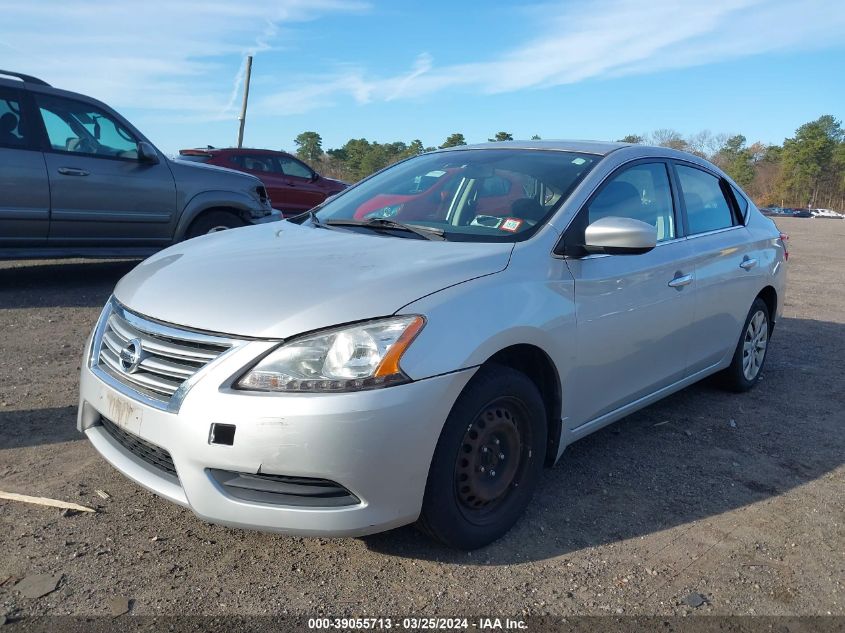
[[313, 149, 598, 242]]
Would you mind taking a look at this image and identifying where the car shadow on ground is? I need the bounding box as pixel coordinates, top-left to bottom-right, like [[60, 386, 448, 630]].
[[0, 406, 82, 449], [363, 316, 844, 564], [0, 259, 139, 309]]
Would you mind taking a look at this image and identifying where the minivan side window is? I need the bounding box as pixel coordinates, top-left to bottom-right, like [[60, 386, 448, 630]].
[[676, 165, 736, 234], [587, 162, 676, 241], [0, 88, 32, 149], [35, 94, 139, 159]]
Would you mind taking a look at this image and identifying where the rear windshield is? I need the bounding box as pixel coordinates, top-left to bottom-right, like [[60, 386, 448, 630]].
[[314, 149, 599, 242]]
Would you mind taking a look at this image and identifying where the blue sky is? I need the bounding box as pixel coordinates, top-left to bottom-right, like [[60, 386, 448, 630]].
[[2, 0, 843, 155]]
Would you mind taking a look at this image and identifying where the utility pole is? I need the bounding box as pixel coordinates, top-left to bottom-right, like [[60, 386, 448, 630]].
[[236, 55, 253, 148]]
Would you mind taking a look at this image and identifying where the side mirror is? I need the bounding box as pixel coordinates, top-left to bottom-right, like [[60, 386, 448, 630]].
[[309, 170, 319, 182], [583, 216, 656, 255], [137, 141, 160, 164]]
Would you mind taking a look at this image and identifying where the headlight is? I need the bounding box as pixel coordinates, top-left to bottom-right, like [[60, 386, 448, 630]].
[[236, 316, 425, 393]]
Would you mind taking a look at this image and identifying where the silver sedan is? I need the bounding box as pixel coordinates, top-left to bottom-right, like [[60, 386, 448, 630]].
[[78, 141, 787, 549]]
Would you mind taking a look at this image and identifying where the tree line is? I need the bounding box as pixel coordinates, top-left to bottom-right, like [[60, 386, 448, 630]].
[[293, 115, 845, 210]]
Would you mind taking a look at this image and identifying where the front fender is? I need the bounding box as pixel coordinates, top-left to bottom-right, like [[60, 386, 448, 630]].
[[396, 256, 576, 388]]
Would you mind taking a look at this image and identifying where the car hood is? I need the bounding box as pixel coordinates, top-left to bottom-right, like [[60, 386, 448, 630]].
[[167, 157, 263, 188], [114, 221, 514, 339]]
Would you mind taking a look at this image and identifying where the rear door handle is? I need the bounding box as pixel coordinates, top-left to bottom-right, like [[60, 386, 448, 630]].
[[668, 273, 694, 288], [740, 257, 758, 271], [57, 167, 89, 176]]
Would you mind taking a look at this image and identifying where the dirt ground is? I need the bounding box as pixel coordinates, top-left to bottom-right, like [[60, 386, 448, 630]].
[[0, 217, 842, 621]]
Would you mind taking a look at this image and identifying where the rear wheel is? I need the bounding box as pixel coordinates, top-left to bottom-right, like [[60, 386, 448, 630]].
[[418, 365, 546, 549], [720, 297, 770, 392], [185, 210, 245, 239]]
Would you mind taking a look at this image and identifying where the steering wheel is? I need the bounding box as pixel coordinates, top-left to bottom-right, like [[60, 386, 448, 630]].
[[73, 137, 98, 154]]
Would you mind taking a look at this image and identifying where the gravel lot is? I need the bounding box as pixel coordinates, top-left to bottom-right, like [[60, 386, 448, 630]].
[[0, 217, 842, 621]]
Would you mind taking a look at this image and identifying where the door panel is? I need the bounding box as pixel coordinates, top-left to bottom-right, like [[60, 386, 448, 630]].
[[277, 156, 324, 211], [563, 160, 694, 428], [0, 87, 49, 245], [686, 228, 761, 371], [567, 241, 697, 426], [34, 92, 177, 246], [0, 147, 50, 245], [277, 175, 325, 211], [673, 163, 758, 372], [43, 153, 176, 245]]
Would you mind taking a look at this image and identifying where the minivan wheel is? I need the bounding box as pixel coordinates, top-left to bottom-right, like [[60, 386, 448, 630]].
[[185, 210, 246, 239], [418, 365, 546, 549], [720, 297, 771, 392]]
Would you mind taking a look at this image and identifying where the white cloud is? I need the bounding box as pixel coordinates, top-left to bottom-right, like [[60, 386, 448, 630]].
[[253, 0, 845, 114], [0, 0, 369, 118], [2, 0, 842, 122]]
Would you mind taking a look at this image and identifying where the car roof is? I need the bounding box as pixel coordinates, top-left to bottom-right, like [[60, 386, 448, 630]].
[[181, 147, 295, 156], [438, 140, 630, 156]]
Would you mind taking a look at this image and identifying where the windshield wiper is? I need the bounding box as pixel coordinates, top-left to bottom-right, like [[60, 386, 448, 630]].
[[325, 218, 446, 241], [308, 209, 326, 229], [287, 207, 328, 228]]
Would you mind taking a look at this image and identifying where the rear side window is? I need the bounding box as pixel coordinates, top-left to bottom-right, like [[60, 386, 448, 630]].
[[588, 162, 676, 241], [232, 154, 277, 173], [731, 184, 749, 220], [676, 165, 736, 234], [0, 88, 33, 149]]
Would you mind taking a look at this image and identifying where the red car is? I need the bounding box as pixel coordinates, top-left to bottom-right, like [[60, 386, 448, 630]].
[[353, 168, 530, 221], [179, 148, 348, 216]]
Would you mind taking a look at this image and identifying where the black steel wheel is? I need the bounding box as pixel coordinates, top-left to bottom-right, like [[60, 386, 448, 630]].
[[418, 364, 547, 549], [454, 397, 533, 522]]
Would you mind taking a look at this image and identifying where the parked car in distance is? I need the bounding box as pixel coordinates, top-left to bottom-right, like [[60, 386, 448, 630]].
[[792, 210, 813, 218], [0, 70, 277, 259], [79, 140, 786, 549], [179, 147, 348, 217], [811, 208, 844, 219]]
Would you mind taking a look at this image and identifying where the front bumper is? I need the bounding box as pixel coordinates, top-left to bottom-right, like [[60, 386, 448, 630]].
[[78, 333, 474, 537]]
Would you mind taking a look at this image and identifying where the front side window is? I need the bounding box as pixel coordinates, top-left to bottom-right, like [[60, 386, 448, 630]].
[[35, 94, 138, 158], [587, 162, 676, 241], [676, 165, 735, 234], [0, 88, 32, 149], [313, 149, 598, 242], [279, 156, 314, 179]]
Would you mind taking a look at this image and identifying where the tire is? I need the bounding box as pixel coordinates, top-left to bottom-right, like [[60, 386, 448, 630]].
[[417, 364, 547, 549], [719, 297, 771, 392], [185, 210, 246, 239]]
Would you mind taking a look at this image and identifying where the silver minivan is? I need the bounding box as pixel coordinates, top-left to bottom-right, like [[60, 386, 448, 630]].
[[78, 141, 787, 549]]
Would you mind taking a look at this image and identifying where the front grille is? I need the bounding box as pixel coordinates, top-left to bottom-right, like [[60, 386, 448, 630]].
[[100, 417, 177, 478], [94, 303, 234, 410]]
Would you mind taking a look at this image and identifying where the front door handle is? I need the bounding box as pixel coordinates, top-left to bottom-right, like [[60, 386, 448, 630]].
[[57, 167, 89, 176], [668, 273, 694, 288], [740, 257, 758, 271]]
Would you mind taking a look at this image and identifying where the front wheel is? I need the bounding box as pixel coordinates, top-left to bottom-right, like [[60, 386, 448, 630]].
[[720, 297, 771, 392], [185, 210, 246, 239], [417, 365, 547, 549]]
